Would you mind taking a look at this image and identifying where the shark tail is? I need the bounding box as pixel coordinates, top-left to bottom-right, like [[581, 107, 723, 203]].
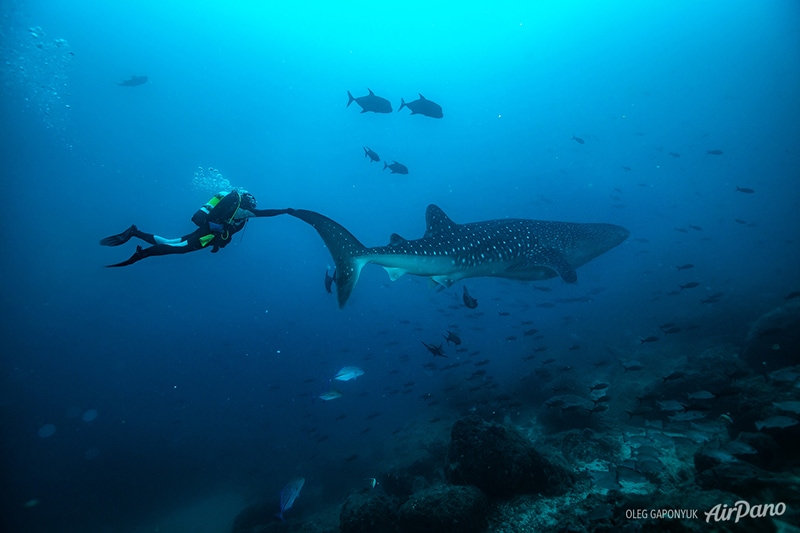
[[290, 209, 368, 308], [398, 97, 407, 112], [346, 90, 355, 107]]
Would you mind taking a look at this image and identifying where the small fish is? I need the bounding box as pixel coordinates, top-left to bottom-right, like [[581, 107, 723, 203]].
[[117, 75, 148, 87], [621, 166, 632, 171], [572, 135, 585, 144], [422, 341, 447, 358], [344, 454, 359, 462], [318, 390, 343, 401], [772, 401, 800, 414], [523, 329, 539, 336], [680, 282, 700, 290], [785, 291, 800, 300], [687, 391, 716, 400], [443, 330, 462, 346], [383, 161, 409, 174], [622, 361, 643, 372], [363, 146, 380, 162], [498, 311, 511, 317], [669, 411, 707, 422], [663, 326, 682, 334], [689, 225, 703, 231], [735, 187, 755, 194], [668, 152, 681, 157], [347, 89, 392, 113], [324, 269, 336, 294], [474, 359, 490, 367], [568, 344, 581, 351], [662, 371, 686, 382], [333, 366, 364, 381], [676, 264, 695, 270], [277, 477, 305, 521], [462, 286, 478, 309], [706, 149, 723, 155], [755, 415, 799, 431], [398, 94, 443, 118], [639, 336, 659, 344], [589, 382, 610, 392], [657, 400, 686, 412], [723, 440, 758, 456]]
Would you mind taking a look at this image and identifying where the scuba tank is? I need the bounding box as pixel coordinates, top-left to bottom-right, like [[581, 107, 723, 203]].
[[192, 190, 241, 226]]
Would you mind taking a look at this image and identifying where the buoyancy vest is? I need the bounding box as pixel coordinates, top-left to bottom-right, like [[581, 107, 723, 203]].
[[191, 190, 242, 227]]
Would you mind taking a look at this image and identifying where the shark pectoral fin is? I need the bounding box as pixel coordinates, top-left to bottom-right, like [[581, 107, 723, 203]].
[[431, 275, 455, 288], [511, 248, 578, 283], [384, 267, 407, 281]]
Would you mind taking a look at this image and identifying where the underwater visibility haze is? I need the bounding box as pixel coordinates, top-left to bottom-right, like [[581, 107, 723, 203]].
[[2, 0, 800, 531]]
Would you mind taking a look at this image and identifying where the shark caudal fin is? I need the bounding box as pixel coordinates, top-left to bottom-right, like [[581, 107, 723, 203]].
[[290, 209, 368, 308]]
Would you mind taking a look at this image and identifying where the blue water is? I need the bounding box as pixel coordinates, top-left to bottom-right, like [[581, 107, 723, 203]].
[[2, 1, 799, 531]]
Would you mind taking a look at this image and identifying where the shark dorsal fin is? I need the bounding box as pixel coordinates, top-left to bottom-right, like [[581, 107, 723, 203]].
[[367, 88, 375, 95], [424, 204, 456, 239]]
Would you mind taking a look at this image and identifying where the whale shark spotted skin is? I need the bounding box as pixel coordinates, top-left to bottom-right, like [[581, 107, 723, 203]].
[[290, 205, 629, 308]]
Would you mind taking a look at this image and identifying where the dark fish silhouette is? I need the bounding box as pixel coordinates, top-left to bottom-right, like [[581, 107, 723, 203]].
[[347, 89, 392, 113], [325, 269, 336, 294], [706, 150, 723, 155], [735, 187, 755, 194], [680, 282, 700, 290], [572, 135, 585, 144], [639, 336, 659, 344], [383, 161, 409, 174], [668, 152, 681, 157], [363, 147, 380, 162], [676, 263, 695, 270], [443, 331, 462, 346], [785, 291, 800, 300], [117, 75, 148, 87], [463, 286, 478, 308], [422, 341, 447, 358], [399, 94, 443, 118]]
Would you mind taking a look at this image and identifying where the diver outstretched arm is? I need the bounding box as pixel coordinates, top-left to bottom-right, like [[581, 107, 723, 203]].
[[248, 208, 294, 218]]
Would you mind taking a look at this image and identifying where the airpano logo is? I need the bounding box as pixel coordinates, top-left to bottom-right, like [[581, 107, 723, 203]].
[[704, 501, 787, 523]]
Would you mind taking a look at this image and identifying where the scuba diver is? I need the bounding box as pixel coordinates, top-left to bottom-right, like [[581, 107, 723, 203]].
[[100, 189, 292, 267]]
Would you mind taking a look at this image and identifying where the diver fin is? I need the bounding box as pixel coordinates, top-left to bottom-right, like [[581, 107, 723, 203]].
[[105, 245, 145, 268], [99, 225, 138, 247]]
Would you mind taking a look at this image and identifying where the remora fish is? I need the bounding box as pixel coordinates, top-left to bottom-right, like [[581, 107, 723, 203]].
[[290, 205, 629, 308], [277, 477, 305, 520], [117, 75, 148, 86], [333, 366, 364, 381]]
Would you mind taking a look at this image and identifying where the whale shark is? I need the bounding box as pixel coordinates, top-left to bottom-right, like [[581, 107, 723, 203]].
[[290, 205, 629, 308]]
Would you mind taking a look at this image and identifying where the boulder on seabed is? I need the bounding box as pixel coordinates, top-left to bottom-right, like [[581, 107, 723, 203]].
[[396, 484, 487, 533], [445, 415, 574, 498]]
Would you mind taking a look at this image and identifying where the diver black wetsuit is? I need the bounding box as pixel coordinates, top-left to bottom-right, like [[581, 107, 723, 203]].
[[101, 190, 292, 267]]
